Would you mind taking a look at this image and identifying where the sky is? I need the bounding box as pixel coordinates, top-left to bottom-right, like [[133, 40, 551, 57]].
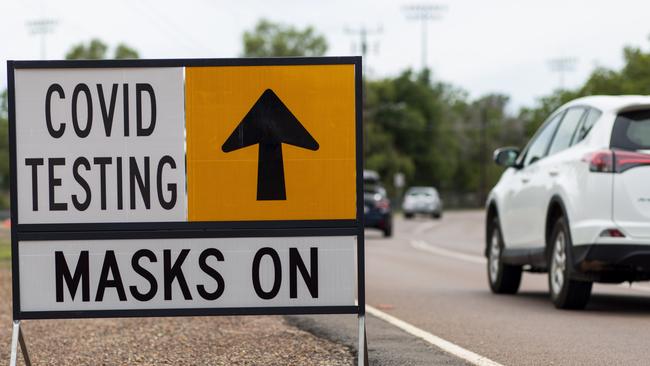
[[2, 0, 650, 109]]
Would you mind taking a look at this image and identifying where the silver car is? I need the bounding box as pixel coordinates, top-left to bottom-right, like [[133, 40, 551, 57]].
[[402, 186, 442, 219]]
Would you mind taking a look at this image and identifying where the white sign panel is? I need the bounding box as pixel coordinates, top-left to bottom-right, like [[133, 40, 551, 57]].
[[19, 236, 356, 312], [14, 68, 186, 224]]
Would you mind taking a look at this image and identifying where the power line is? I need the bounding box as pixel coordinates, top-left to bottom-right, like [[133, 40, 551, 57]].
[[127, 0, 208, 55], [26, 18, 58, 59], [403, 3, 446, 71], [140, 0, 216, 55], [547, 57, 577, 90], [344, 25, 382, 74]]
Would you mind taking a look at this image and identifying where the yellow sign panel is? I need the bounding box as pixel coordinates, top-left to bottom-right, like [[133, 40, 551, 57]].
[[186, 65, 357, 221]]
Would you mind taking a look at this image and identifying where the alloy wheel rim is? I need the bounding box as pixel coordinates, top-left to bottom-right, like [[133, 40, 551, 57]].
[[489, 229, 501, 284], [550, 231, 566, 296]]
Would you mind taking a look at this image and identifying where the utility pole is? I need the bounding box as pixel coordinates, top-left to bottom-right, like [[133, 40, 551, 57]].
[[344, 25, 382, 73], [345, 25, 382, 166], [26, 19, 58, 59], [403, 3, 446, 71], [547, 57, 576, 90]]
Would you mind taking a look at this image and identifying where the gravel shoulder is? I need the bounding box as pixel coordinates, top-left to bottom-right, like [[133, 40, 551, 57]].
[[0, 266, 354, 365]]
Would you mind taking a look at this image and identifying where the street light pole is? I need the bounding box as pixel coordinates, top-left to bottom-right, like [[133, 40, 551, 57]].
[[26, 19, 58, 60], [547, 57, 576, 90], [403, 3, 446, 70]]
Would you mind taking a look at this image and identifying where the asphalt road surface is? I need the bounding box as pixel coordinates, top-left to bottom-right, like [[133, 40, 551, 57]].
[[354, 210, 650, 366]]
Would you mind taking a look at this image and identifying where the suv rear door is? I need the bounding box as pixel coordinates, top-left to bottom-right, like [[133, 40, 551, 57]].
[[611, 109, 650, 238]]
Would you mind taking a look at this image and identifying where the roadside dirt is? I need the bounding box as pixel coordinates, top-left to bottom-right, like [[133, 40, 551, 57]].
[[0, 266, 353, 365]]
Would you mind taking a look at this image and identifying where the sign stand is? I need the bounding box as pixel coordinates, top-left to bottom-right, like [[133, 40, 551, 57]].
[[7, 57, 363, 366], [9, 321, 32, 366], [358, 314, 368, 366]]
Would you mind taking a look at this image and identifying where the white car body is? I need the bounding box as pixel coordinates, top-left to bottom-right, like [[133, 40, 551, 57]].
[[487, 96, 650, 307]]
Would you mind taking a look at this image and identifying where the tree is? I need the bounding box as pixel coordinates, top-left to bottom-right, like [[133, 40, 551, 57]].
[[114, 43, 139, 59], [520, 45, 650, 134], [243, 19, 327, 57], [365, 69, 462, 195], [0, 90, 9, 194], [65, 39, 139, 60], [0, 90, 6, 120]]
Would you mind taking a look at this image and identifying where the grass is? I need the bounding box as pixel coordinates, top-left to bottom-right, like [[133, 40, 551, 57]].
[[0, 239, 10, 261]]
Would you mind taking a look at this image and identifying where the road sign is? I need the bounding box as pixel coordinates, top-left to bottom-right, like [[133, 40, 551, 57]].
[[19, 236, 356, 312], [185, 64, 357, 221], [8, 58, 363, 323], [14, 68, 186, 224], [221, 88, 320, 201]]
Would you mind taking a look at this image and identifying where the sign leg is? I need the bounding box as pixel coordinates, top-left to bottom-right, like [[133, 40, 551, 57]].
[[9, 321, 31, 366], [358, 314, 368, 366]]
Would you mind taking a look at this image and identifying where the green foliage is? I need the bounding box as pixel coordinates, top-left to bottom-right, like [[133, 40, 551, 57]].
[[0, 118, 9, 192], [521, 45, 650, 134], [364, 70, 517, 199], [65, 38, 139, 60], [114, 43, 140, 59], [0, 91, 8, 193], [0, 239, 10, 261], [66, 39, 108, 60], [243, 19, 327, 57], [0, 90, 7, 120]]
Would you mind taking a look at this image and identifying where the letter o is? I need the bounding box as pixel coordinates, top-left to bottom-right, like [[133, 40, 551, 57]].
[[71, 83, 93, 138]]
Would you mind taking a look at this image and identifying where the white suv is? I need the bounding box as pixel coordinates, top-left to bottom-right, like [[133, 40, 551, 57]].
[[486, 96, 650, 309]]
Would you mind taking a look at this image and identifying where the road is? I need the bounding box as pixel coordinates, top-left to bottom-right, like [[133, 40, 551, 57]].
[[360, 210, 650, 365]]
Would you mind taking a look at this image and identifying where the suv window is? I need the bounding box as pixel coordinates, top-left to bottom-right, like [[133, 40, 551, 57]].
[[572, 108, 602, 144], [611, 109, 650, 150], [523, 111, 564, 167], [548, 107, 585, 155]]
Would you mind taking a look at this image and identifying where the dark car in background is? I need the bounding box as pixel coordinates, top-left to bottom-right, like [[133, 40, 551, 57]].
[[363, 170, 393, 237]]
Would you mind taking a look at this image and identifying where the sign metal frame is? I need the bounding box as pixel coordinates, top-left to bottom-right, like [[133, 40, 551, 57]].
[[7, 57, 364, 322]]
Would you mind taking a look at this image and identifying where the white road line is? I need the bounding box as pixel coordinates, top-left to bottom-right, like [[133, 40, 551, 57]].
[[411, 240, 486, 264], [366, 304, 504, 366], [413, 221, 441, 236], [411, 240, 650, 296]]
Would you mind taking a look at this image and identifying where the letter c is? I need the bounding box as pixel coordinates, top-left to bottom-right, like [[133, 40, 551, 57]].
[[45, 84, 66, 138]]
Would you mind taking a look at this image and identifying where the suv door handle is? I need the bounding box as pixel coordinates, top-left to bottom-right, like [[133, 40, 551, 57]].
[[521, 178, 530, 184], [548, 171, 559, 177]]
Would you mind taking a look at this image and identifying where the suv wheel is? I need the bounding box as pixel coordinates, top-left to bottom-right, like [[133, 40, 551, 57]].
[[383, 219, 393, 237], [548, 217, 592, 309], [487, 216, 522, 294]]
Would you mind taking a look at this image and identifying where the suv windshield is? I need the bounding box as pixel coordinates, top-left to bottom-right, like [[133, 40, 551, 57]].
[[611, 110, 650, 151]]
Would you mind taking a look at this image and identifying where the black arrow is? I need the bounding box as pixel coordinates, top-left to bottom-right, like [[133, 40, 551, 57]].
[[222, 88, 319, 200]]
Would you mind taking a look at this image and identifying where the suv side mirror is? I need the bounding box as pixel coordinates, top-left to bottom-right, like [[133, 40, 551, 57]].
[[494, 147, 520, 167]]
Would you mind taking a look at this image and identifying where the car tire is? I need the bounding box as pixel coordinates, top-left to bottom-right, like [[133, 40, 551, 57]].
[[487, 216, 522, 294], [432, 212, 442, 219], [383, 223, 393, 237], [404, 212, 414, 219], [548, 217, 592, 310]]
